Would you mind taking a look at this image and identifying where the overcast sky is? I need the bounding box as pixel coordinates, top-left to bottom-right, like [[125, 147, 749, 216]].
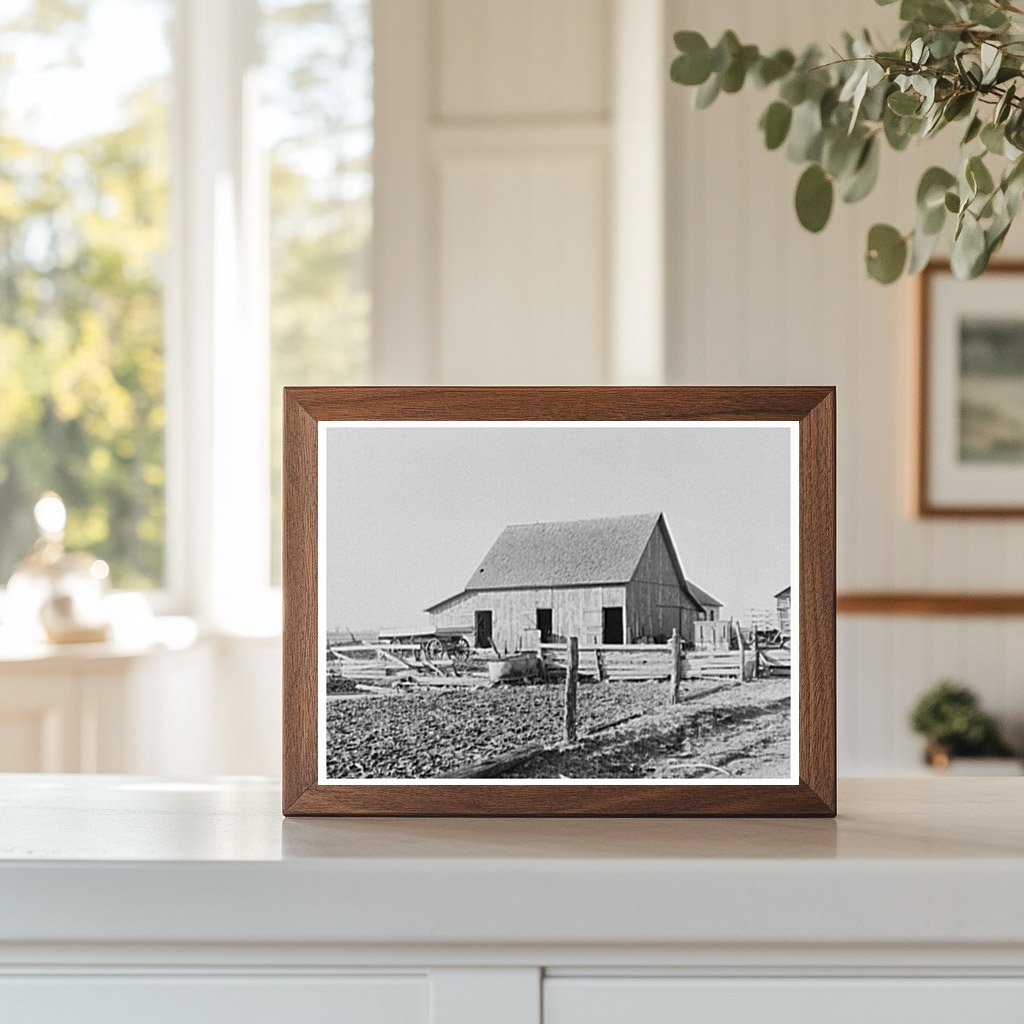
[[323, 424, 793, 631]]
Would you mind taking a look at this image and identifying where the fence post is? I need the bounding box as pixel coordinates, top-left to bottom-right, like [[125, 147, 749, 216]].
[[564, 636, 578, 742], [670, 629, 681, 704], [733, 618, 752, 681]]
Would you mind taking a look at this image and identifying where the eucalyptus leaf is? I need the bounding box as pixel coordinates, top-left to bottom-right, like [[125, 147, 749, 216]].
[[884, 106, 922, 149], [787, 101, 823, 162], [962, 115, 983, 145], [888, 90, 921, 115], [981, 121, 1006, 155], [942, 91, 974, 122], [1004, 158, 1024, 216], [754, 49, 795, 87], [996, 82, 1017, 124], [779, 73, 807, 106], [951, 211, 987, 278], [980, 42, 1003, 86], [967, 154, 995, 195], [866, 223, 908, 283], [917, 166, 957, 210], [908, 222, 943, 273], [671, 52, 711, 87], [842, 137, 881, 203], [922, 105, 944, 137], [1006, 173, 1024, 218], [921, 200, 946, 235], [970, 2, 1009, 29], [861, 79, 892, 122], [694, 73, 721, 109], [760, 102, 793, 150], [795, 164, 834, 232], [822, 128, 864, 178], [710, 31, 740, 73], [721, 44, 759, 92]]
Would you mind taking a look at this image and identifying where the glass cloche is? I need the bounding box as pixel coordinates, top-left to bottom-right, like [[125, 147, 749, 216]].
[[5, 493, 111, 644]]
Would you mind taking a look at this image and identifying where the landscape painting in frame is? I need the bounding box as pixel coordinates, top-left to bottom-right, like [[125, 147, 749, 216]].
[[317, 421, 799, 786], [920, 262, 1024, 515]]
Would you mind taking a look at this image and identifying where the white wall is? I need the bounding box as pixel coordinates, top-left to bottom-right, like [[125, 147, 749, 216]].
[[665, 0, 1024, 772], [373, 0, 1024, 775], [77, 0, 1018, 780], [374, 0, 630, 386]]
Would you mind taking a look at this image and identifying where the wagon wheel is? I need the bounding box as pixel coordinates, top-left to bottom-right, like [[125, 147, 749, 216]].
[[424, 638, 445, 661], [451, 637, 471, 667]]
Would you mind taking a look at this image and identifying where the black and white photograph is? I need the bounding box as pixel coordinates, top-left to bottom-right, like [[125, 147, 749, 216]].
[[318, 421, 798, 785]]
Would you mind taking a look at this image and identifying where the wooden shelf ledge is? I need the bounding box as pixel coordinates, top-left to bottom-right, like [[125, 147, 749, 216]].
[[837, 592, 1024, 616]]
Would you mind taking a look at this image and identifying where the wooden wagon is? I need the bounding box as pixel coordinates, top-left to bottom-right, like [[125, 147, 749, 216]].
[[377, 625, 473, 667]]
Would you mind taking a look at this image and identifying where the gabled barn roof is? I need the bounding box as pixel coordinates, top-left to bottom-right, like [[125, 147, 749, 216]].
[[426, 512, 700, 612], [465, 512, 662, 590], [686, 581, 722, 608]]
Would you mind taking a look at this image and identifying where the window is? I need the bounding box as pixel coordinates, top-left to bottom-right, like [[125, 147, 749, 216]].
[[262, 0, 372, 581], [0, 0, 373, 620], [0, 0, 172, 589]]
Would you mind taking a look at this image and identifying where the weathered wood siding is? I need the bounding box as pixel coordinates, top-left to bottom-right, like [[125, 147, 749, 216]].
[[430, 585, 627, 653], [627, 523, 697, 642]]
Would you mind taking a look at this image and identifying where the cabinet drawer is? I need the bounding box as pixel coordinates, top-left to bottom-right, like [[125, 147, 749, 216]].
[[544, 977, 1024, 1024], [0, 974, 427, 1024]]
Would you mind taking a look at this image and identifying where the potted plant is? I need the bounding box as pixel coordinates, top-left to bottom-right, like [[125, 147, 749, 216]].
[[909, 680, 1019, 772], [670, 0, 1024, 283]]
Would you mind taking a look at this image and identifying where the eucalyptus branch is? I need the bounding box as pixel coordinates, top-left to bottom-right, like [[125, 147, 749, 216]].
[[670, 0, 1024, 283]]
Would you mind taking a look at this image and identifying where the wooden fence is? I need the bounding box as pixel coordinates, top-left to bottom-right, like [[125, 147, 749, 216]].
[[537, 640, 746, 682]]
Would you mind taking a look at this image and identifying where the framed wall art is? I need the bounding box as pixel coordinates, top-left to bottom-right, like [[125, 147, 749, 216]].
[[282, 387, 836, 816], [918, 261, 1024, 517]]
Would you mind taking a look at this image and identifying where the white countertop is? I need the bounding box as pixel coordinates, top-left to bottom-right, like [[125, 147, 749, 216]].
[[1, 775, 1022, 951]]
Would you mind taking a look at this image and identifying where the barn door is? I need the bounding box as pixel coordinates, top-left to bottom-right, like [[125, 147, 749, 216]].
[[536, 608, 553, 642], [475, 610, 493, 649], [602, 607, 624, 644]]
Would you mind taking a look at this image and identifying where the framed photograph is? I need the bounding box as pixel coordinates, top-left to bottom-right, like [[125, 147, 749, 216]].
[[918, 261, 1024, 516], [283, 387, 835, 816]]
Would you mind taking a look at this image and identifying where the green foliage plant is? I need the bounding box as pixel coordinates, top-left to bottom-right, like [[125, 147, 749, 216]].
[[671, 0, 1024, 283], [909, 679, 1015, 757]]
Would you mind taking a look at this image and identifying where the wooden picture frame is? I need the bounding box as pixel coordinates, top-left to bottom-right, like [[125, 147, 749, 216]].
[[283, 387, 836, 817], [917, 260, 1024, 517]]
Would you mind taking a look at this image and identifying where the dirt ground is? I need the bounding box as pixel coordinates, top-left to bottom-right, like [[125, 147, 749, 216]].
[[325, 674, 791, 780], [504, 677, 791, 780]]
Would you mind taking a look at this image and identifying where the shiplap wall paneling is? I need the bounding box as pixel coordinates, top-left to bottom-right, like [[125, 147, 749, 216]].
[[665, 0, 1024, 774], [435, 147, 609, 384], [437, 0, 610, 120], [433, 0, 614, 384]]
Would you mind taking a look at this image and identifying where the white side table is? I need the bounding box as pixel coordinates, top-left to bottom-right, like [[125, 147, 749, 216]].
[[0, 775, 1022, 1023]]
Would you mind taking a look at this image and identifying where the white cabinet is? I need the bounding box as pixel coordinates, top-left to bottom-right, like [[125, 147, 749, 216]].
[[544, 978, 1024, 1024], [0, 975, 428, 1024], [2, 777, 1023, 1024]]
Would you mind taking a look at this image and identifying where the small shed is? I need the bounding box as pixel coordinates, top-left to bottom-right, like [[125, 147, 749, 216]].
[[775, 585, 792, 634], [685, 581, 723, 622], [426, 512, 703, 653]]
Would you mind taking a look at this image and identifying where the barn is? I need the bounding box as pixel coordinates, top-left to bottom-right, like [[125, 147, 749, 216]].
[[775, 585, 792, 634], [425, 512, 703, 654]]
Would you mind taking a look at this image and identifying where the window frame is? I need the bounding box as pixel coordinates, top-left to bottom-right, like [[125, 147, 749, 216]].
[[161, 0, 279, 632]]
